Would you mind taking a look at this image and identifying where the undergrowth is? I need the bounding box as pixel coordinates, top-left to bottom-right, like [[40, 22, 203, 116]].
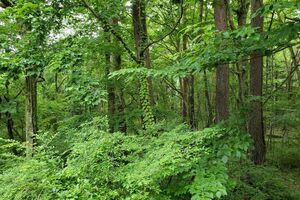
[[0, 117, 249, 200]]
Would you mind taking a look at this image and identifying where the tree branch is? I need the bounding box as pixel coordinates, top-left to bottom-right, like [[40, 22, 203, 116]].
[[141, 1, 184, 54], [80, 0, 139, 63], [0, 0, 13, 8], [263, 63, 299, 105], [163, 78, 182, 97]]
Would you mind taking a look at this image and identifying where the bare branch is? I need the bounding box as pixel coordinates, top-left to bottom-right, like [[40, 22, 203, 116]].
[[163, 78, 182, 97]]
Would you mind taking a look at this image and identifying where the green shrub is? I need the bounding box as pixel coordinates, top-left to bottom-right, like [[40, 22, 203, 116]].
[[0, 157, 60, 200], [0, 117, 250, 200]]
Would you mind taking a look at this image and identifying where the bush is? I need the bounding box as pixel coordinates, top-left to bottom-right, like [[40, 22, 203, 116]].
[[0, 117, 250, 200]]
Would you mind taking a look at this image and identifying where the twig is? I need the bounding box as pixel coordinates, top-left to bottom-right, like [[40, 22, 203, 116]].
[[163, 78, 182, 97], [13, 88, 24, 99], [264, 63, 300, 105]]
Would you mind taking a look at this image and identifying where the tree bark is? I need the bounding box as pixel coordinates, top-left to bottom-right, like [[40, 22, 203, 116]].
[[179, 6, 195, 128], [288, 47, 299, 91], [214, 0, 229, 122], [249, 0, 265, 165], [235, 0, 250, 108], [182, 32, 189, 122], [132, 0, 154, 129], [25, 75, 37, 157], [107, 54, 115, 133], [203, 70, 213, 126], [188, 75, 195, 128], [200, 0, 213, 127], [140, 1, 155, 107]]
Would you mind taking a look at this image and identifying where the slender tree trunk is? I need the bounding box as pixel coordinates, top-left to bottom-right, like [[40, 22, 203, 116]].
[[182, 77, 188, 122], [107, 54, 115, 133], [200, 0, 213, 127], [6, 112, 17, 154], [182, 32, 189, 122], [188, 75, 195, 128], [283, 50, 293, 100], [235, 1, 249, 109], [25, 75, 37, 157], [104, 27, 116, 133], [203, 70, 213, 126], [179, 6, 195, 128], [249, 0, 265, 165], [55, 72, 59, 92], [112, 48, 123, 132], [199, 0, 204, 23], [118, 89, 127, 132], [6, 112, 14, 140], [214, 0, 229, 122], [288, 47, 299, 94]]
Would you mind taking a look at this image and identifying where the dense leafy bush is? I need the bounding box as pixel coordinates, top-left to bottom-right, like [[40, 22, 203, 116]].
[[0, 117, 250, 200]]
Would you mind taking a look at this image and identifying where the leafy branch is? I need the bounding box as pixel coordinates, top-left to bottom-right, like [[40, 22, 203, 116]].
[[80, 0, 139, 63], [141, 1, 184, 55]]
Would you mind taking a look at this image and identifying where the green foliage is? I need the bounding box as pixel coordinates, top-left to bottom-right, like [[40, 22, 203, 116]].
[[0, 0, 299, 199], [139, 76, 155, 129], [268, 141, 300, 170], [0, 158, 60, 200], [0, 117, 249, 199], [222, 161, 300, 200]]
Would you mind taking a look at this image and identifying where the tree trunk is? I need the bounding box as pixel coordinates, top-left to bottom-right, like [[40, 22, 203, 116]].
[[104, 26, 116, 133], [249, 0, 265, 165], [140, 1, 155, 107], [107, 52, 115, 133], [200, 0, 213, 127], [132, 0, 154, 129], [118, 89, 127, 132], [199, 0, 204, 23], [25, 75, 37, 157], [6, 112, 14, 140], [214, 0, 229, 122], [236, 0, 250, 109], [180, 6, 195, 128], [181, 77, 188, 122], [288, 47, 299, 92], [188, 75, 195, 128], [182, 31, 188, 122], [203, 70, 213, 126]]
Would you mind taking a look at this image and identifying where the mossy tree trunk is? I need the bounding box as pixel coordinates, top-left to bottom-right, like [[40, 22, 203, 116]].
[[25, 75, 37, 157]]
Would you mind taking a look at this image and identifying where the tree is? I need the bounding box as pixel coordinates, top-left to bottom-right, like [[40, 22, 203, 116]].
[[214, 0, 229, 122], [249, 0, 265, 164], [132, 0, 155, 129]]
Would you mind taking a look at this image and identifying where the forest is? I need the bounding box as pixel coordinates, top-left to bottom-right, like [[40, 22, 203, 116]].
[[0, 0, 299, 199]]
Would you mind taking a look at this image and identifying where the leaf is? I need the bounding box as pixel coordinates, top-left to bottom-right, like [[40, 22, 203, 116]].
[[216, 191, 222, 198], [0, 101, 17, 114], [221, 156, 228, 163]]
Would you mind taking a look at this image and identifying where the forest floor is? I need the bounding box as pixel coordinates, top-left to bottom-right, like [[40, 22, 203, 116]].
[[267, 136, 300, 198]]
